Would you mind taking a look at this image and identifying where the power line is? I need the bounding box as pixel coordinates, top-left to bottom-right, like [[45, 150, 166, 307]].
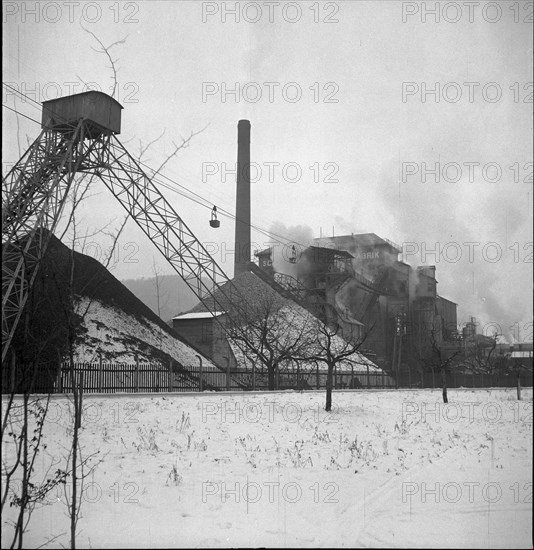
[[3, 87, 314, 252], [2, 103, 42, 126], [139, 159, 310, 249], [145, 172, 303, 251], [3, 82, 42, 109]]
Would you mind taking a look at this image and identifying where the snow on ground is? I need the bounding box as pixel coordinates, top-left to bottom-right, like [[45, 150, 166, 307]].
[[2, 388, 532, 548], [74, 297, 216, 369]]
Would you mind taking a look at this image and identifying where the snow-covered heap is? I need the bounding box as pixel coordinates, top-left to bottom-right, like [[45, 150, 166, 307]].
[[74, 296, 218, 369], [187, 270, 381, 374], [9, 232, 216, 370]]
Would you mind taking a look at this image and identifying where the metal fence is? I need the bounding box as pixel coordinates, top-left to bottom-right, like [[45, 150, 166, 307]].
[[1, 361, 532, 394], [2, 361, 198, 394], [394, 370, 533, 389], [199, 366, 396, 392]]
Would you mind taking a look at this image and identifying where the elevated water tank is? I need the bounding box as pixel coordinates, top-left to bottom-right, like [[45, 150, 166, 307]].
[[41, 91, 123, 137]]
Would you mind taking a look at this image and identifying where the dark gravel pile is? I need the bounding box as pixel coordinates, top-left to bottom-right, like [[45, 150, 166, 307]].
[[4, 230, 195, 365]]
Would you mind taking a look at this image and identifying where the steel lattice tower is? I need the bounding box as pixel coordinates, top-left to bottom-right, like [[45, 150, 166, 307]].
[[2, 91, 245, 364]]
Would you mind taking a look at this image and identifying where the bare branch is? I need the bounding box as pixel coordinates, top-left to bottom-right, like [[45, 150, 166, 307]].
[[151, 124, 209, 179], [80, 25, 128, 98], [138, 128, 166, 161]]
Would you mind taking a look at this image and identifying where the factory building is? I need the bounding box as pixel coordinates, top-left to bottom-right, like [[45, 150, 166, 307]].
[[256, 233, 459, 374]]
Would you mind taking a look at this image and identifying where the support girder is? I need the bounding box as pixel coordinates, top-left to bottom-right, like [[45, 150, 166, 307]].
[[93, 136, 243, 314], [2, 121, 105, 362], [2, 121, 261, 383]]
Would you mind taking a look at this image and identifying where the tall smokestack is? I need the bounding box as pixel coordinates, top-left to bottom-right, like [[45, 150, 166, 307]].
[[234, 119, 251, 277]]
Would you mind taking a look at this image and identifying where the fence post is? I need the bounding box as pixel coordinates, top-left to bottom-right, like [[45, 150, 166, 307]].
[[135, 355, 140, 393], [168, 360, 173, 392], [226, 358, 231, 391], [296, 363, 300, 390], [252, 360, 256, 391], [98, 354, 103, 393], [367, 364, 370, 389], [316, 362, 320, 389], [197, 355, 203, 392], [75, 371, 84, 430], [351, 364, 354, 389]]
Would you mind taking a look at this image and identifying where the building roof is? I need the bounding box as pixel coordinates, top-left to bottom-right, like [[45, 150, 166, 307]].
[[255, 245, 353, 260], [42, 90, 124, 110], [254, 247, 272, 257], [306, 245, 354, 259], [437, 295, 457, 305], [315, 233, 402, 252], [173, 311, 225, 320]]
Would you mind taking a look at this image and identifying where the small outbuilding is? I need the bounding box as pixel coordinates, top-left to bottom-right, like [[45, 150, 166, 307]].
[[41, 91, 123, 137]]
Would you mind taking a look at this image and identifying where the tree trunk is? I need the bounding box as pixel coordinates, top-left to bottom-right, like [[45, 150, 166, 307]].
[[325, 363, 334, 411], [441, 367, 448, 403], [516, 370, 522, 401], [268, 365, 275, 391]]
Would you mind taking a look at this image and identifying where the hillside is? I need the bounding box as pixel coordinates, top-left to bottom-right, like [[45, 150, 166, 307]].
[[121, 274, 199, 324]]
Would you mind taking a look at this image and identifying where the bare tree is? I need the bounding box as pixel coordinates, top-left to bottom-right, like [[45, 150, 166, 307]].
[[80, 25, 127, 99], [1, 234, 74, 549], [463, 332, 532, 400], [511, 356, 532, 401], [462, 332, 502, 384], [2, 28, 207, 547], [151, 257, 169, 319], [415, 328, 462, 403], [464, 336, 531, 401], [228, 295, 315, 390], [2, 391, 69, 549], [151, 257, 170, 349], [56, 175, 128, 548], [300, 322, 373, 412]]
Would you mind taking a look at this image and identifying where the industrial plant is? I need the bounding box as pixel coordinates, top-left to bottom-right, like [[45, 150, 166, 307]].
[[2, 91, 531, 393]]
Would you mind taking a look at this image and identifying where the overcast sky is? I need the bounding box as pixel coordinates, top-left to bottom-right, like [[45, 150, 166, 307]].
[[3, 0, 533, 339]]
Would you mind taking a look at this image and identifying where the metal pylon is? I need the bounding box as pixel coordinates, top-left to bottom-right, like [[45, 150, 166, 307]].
[[2, 121, 246, 365], [2, 120, 103, 362], [89, 135, 245, 327]]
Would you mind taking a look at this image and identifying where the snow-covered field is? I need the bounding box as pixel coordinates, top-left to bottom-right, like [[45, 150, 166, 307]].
[[2, 388, 532, 548]]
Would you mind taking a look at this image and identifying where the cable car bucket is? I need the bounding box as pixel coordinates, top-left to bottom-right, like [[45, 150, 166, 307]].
[[289, 245, 297, 264], [209, 206, 220, 228]]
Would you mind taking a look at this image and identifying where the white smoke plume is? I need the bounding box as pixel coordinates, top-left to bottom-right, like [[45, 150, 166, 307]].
[[268, 222, 314, 278]]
